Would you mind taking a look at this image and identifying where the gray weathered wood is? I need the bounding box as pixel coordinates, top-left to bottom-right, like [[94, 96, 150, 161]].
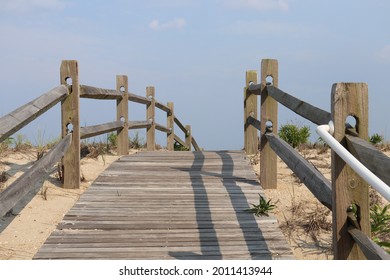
[[61, 60, 80, 189], [244, 70, 258, 154], [265, 133, 332, 209], [128, 120, 152, 130], [331, 82, 370, 260], [156, 101, 171, 114], [80, 121, 124, 139], [348, 227, 390, 260], [128, 93, 151, 105], [174, 134, 188, 149], [247, 116, 261, 132], [146, 87, 156, 151], [155, 123, 170, 133], [260, 59, 278, 189], [80, 85, 122, 100], [247, 84, 332, 125], [346, 135, 390, 186], [0, 85, 68, 143], [174, 116, 188, 134], [116, 75, 129, 155], [191, 137, 201, 152], [185, 125, 192, 151], [34, 151, 293, 260], [266, 86, 331, 125], [167, 102, 175, 151], [0, 134, 72, 217]]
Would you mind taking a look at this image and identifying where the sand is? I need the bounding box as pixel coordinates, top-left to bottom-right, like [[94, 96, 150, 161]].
[[0, 147, 388, 260]]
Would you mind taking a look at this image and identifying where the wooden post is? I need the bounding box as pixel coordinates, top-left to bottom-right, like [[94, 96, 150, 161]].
[[260, 59, 278, 189], [116, 75, 129, 155], [331, 83, 370, 260], [244, 70, 258, 155], [146, 86, 155, 151], [185, 125, 192, 151], [60, 60, 80, 189], [167, 102, 174, 151]]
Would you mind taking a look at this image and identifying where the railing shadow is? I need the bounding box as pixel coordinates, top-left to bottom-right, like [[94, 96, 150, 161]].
[[216, 151, 272, 259], [169, 151, 222, 259], [170, 151, 272, 259]]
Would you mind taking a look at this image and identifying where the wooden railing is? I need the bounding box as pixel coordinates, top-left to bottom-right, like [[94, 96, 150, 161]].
[[0, 60, 199, 217], [244, 58, 390, 260]]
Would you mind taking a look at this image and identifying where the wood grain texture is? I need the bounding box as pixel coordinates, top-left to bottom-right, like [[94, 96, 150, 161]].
[[331, 83, 370, 260], [266, 133, 332, 209], [265, 85, 331, 125], [80, 121, 124, 139], [0, 85, 68, 142], [60, 60, 80, 189], [146, 87, 156, 151], [244, 70, 258, 155], [0, 134, 72, 217], [80, 85, 122, 100], [346, 135, 390, 186], [116, 75, 129, 155], [34, 151, 293, 260], [260, 59, 278, 189]]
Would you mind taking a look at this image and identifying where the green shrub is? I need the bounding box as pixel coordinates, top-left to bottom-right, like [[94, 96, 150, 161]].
[[370, 203, 390, 253], [107, 132, 117, 148], [369, 133, 384, 145], [245, 194, 276, 217], [174, 141, 189, 151], [129, 132, 145, 149], [279, 123, 311, 148]]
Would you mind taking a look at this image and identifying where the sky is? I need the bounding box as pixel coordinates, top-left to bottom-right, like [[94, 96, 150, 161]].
[[0, 0, 389, 150]]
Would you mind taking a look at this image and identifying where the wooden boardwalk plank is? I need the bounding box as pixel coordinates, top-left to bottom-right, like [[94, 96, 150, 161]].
[[34, 151, 293, 260]]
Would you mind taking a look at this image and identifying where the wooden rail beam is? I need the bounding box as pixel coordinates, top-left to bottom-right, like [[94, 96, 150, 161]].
[[80, 121, 124, 140], [266, 132, 332, 209], [60, 60, 80, 189], [346, 135, 390, 186], [116, 75, 129, 155], [0, 85, 68, 143], [191, 137, 201, 152], [331, 82, 370, 260], [80, 85, 122, 100], [0, 134, 72, 217], [146, 87, 156, 151], [260, 59, 278, 189], [128, 120, 152, 130]]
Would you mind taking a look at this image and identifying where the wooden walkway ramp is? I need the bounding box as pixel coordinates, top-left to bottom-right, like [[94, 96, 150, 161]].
[[34, 151, 293, 260]]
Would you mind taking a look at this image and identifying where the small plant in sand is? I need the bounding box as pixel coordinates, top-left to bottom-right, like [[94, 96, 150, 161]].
[[245, 194, 276, 217], [370, 203, 390, 253], [279, 123, 310, 148], [369, 133, 384, 146]]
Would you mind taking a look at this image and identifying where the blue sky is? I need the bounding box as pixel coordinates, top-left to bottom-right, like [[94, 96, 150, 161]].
[[1, 0, 389, 150]]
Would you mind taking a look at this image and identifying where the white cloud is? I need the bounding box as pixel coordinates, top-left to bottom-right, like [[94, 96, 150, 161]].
[[0, 0, 65, 13], [225, 0, 289, 11], [378, 45, 390, 62], [149, 18, 187, 31]]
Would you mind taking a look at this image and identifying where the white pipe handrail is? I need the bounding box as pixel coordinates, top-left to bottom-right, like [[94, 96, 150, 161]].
[[316, 122, 390, 202]]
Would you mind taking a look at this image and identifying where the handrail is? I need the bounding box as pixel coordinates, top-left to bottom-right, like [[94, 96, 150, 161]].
[[316, 122, 390, 202], [0, 134, 72, 217], [80, 121, 124, 139], [0, 85, 68, 142], [80, 85, 123, 99]]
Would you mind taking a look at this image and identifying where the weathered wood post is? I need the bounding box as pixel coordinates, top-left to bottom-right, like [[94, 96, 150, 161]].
[[260, 59, 278, 189], [244, 70, 258, 154], [146, 86, 156, 151], [185, 125, 192, 151], [116, 75, 129, 155], [60, 60, 80, 189], [167, 102, 175, 151], [331, 83, 370, 260]]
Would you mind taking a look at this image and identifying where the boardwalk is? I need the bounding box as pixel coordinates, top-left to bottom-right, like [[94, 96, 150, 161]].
[[34, 151, 293, 260]]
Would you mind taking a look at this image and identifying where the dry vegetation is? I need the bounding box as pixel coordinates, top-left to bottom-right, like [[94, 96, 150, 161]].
[[249, 143, 390, 259]]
